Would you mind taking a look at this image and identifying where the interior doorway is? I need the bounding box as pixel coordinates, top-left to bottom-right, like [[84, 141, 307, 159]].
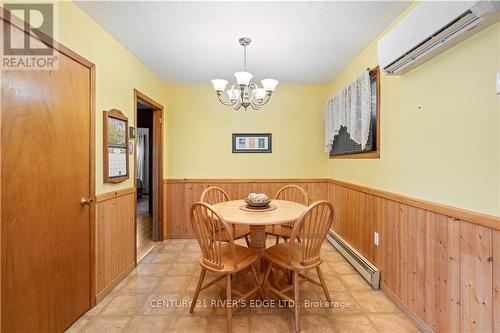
[[134, 90, 164, 261]]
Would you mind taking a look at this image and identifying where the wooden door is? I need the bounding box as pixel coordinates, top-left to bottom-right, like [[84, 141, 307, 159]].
[[1, 20, 94, 332]]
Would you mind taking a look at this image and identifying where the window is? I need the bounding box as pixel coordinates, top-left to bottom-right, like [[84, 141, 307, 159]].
[[329, 67, 380, 158]]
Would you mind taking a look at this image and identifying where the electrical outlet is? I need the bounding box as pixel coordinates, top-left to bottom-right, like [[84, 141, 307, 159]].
[[497, 71, 500, 95], [374, 232, 380, 246]]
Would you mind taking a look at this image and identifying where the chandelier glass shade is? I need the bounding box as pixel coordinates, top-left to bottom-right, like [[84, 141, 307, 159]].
[[211, 37, 279, 111]]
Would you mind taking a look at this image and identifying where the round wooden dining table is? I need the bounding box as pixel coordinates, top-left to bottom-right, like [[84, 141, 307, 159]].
[[212, 199, 307, 272]]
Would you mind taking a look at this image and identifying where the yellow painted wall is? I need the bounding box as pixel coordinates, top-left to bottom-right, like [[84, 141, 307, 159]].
[[56, 2, 169, 194], [497, 20, 500, 216], [326, 16, 500, 215], [14, 1, 500, 216], [164, 84, 328, 178], [14, 2, 327, 191]]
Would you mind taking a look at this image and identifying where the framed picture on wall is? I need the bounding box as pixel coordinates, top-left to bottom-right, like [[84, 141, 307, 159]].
[[103, 109, 129, 183], [232, 133, 272, 153]]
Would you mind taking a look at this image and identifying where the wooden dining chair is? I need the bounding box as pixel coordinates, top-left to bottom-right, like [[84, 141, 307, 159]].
[[201, 186, 250, 247], [189, 202, 264, 332], [266, 185, 309, 244], [261, 201, 334, 332]]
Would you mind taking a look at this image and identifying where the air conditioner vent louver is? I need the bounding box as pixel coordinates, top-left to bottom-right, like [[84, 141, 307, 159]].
[[378, 1, 500, 75], [384, 11, 482, 74]]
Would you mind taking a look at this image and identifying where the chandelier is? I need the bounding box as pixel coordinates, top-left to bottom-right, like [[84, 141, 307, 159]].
[[210, 37, 279, 111]]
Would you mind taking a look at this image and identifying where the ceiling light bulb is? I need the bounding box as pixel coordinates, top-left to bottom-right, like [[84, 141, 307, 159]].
[[234, 71, 253, 86], [210, 79, 228, 92], [254, 88, 266, 101], [227, 88, 239, 102], [261, 79, 279, 92]]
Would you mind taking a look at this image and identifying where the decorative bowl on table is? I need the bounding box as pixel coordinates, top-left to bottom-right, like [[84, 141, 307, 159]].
[[245, 193, 271, 209]]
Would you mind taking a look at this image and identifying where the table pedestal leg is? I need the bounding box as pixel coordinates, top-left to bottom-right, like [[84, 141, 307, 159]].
[[249, 225, 266, 272]]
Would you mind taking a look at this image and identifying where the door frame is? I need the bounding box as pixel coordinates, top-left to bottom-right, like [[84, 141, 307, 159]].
[[0, 5, 97, 320], [134, 90, 164, 247]]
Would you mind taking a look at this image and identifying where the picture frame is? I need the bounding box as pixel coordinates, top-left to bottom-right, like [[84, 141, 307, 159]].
[[129, 141, 134, 155], [232, 133, 272, 153], [103, 109, 129, 183]]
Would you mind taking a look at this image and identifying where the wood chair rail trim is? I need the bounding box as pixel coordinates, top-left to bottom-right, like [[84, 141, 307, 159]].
[[164, 178, 327, 184], [327, 178, 500, 230], [164, 178, 499, 230], [95, 187, 136, 203]]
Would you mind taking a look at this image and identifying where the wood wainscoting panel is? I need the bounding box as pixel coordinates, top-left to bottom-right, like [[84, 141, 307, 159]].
[[95, 188, 135, 298], [327, 180, 499, 333], [163, 179, 328, 238], [328, 184, 378, 264], [447, 218, 461, 333], [470, 224, 492, 333], [163, 177, 499, 331], [493, 230, 500, 332]]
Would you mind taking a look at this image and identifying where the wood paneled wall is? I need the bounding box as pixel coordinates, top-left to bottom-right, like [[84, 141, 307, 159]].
[[163, 179, 328, 238], [328, 179, 500, 333], [163, 178, 500, 331], [95, 188, 136, 301]]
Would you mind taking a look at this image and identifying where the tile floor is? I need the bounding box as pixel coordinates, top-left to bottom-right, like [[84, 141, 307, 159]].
[[66, 239, 420, 333]]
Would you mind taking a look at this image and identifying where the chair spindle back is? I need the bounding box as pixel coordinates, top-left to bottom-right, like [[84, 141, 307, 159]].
[[190, 202, 237, 270], [289, 201, 334, 266], [200, 186, 237, 234], [200, 186, 230, 205], [275, 185, 309, 227]]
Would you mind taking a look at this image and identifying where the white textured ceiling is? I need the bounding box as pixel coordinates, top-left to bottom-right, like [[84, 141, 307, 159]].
[[76, 1, 410, 83]]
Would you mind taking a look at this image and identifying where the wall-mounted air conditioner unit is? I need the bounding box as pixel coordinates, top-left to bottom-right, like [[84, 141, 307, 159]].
[[378, 1, 500, 75]]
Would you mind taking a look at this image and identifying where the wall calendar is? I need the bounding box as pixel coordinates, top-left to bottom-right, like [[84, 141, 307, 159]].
[[103, 109, 129, 183]]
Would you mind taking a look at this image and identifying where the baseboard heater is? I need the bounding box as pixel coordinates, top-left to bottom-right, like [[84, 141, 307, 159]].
[[326, 230, 380, 289]]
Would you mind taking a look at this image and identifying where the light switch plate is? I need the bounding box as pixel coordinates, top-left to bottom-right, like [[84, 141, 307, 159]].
[[497, 71, 500, 94], [374, 232, 380, 246]]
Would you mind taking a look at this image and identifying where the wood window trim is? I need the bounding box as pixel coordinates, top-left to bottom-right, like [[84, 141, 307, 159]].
[[329, 66, 381, 159]]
